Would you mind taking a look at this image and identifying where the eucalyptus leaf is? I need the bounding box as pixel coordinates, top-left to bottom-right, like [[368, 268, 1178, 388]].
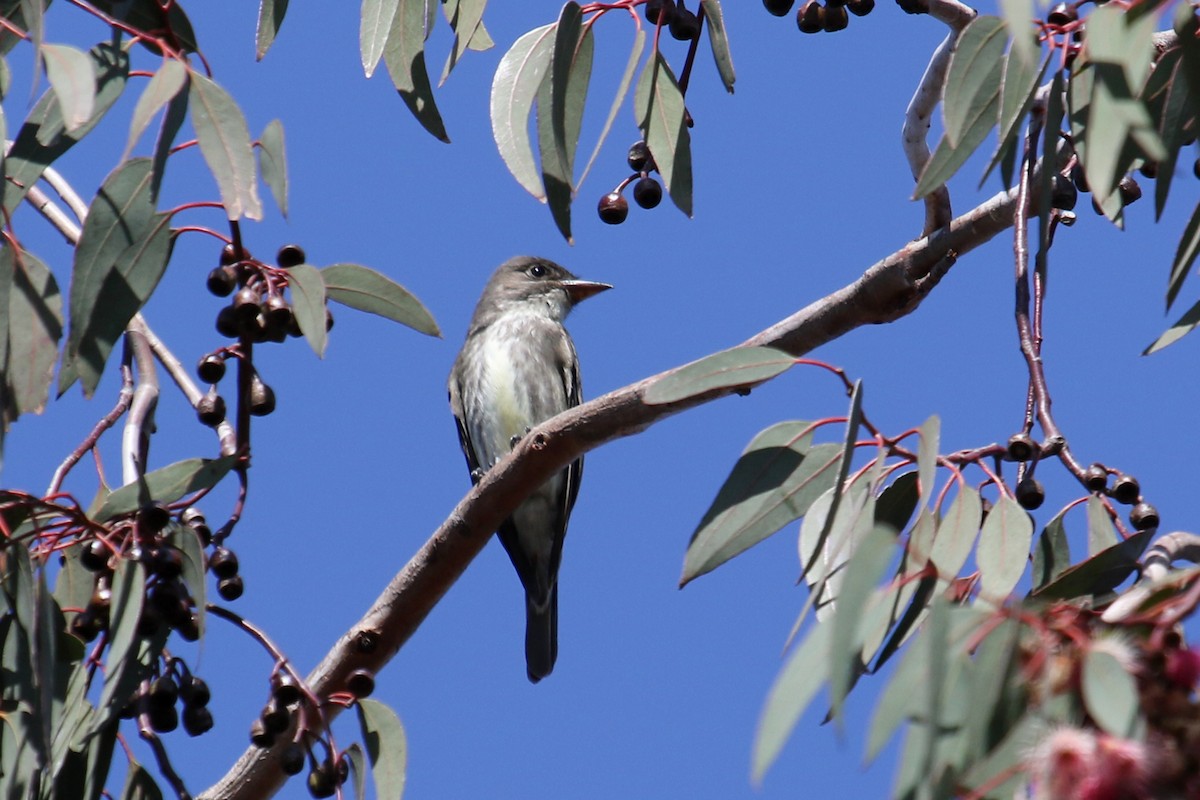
[[321, 263, 440, 336], [644, 346, 793, 405]]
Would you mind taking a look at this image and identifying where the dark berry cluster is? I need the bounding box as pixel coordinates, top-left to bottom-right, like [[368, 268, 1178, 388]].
[[122, 662, 214, 736], [597, 140, 665, 225], [762, 0, 873, 32], [644, 0, 702, 40]]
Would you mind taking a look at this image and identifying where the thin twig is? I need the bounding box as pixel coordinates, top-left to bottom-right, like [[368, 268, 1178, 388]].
[[47, 363, 134, 496], [122, 328, 159, 487]]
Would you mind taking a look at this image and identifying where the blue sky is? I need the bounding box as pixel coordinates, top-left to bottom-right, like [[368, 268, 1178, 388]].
[[6, 2, 1200, 798]]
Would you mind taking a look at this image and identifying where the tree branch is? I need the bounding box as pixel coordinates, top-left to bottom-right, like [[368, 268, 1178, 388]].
[[199, 174, 1027, 800]]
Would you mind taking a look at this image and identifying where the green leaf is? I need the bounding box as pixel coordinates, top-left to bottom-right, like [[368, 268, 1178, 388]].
[[1031, 528, 1153, 601], [828, 526, 898, 724], [92, 559, 145, 733], [1166, 200, 1200, 314], [166, 523, 206, 639], [440, 0, 487, 83], [537, 3, 592, 242], [53, 540, 94, 616], [929, 485, 982, 579], [942, 16, 1006, 149], [188, 71, 263, 221], [916, 414, 939, 508], [914, 91, 1000, 198], [1146, 49, 1188, 223], [258, 119, 288, 218], [4, 248, 61, 422], [123, 59, 186, 161], [41, 43, 95, 133], [356, 699, 407, 800], [799, 482, 876, 620], [997, 0, 1035, 67], [873, 471, 920, 536], [321, 263, 440, 336], [644, 346, 793, 405], [1086, 495, 1118, 555], [635, 51, 693, 216], [1031, 509, 1071, 589], [361, 0, 400, 77], [383, 0, 449, 142], [866, 616, 927, 762], [491, 23, 555, 198], [89, 1, 199, 54], [976, 494, 1032, 601], [1145, 294, 1200, 354], [1082, 647, 1138, 737], [982, 49, 1049, 187], [256, 0, 289, 60], [699, 0, 735, 93], [577, 29, 644, 188], [150, 82, 187, 201], [3, 43, 129, 215], [94, 456, 237, 522], [285, 264, 328, 357], [751, 621, 830, 784], [61, 158, 171, 397], [120, 761, 163, 800], [682, 425, 840, 586], [345, 742, 367, 800]]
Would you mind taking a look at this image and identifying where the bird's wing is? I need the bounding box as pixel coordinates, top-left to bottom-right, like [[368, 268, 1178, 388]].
[[547, 336, 584, 581], [447, 368, 483, 485]]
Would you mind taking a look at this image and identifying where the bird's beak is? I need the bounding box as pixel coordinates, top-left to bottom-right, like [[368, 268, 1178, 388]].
[[561, 279, 612, 305]]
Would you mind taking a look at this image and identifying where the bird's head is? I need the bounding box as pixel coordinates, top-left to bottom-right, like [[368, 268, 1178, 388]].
[[482, 256, 612, 321]]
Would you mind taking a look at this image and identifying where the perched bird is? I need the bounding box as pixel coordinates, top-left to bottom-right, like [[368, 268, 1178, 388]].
[[448, 256, 611, 683]]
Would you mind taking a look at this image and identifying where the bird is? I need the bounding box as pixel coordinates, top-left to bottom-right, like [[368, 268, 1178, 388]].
[[447, 256, 611, 682]]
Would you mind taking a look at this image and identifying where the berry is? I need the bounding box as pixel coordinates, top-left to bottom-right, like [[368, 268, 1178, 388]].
[[1193, 157, 1200, 180], [218, 575, 244, 601], [308, 766, 337, 799], [197, 353, 226, 384], [249, 376, 277, 417], [280, 744, 306, 776], [1051, 173, 1078, 211], [1138, 161, 1158, 179], [148, 703, 178, 733], [1015, 477, 1045, 510], [81, 539, 110, 572], [276, 244, 306, 268], [336, 756, 349, 785], [1129, 502, 1159, 531], [669, 7, 701, 40], [823, 4, 848, 30], [847, 0, 874, 15], [1084, 463, 1108, 493], [197, 389, 226, 428], [139, 502, 170, 533], [598, 192, 629, 225], [261, 699, 292, 734], [764, 0, 795, 15], [633, 177, 663, 209], [645, 0, 676, 26], [1006, 432, 1036, 462], [272, 673, 303, 706], [1112, 474, 1140, 505], [1047, 2, 1076, 24], [208, 547, 239, 579], [1118, 175, 1142, 205], [216, 305, 239, 338], [151, 546, 184, 579], [265, 294, 293, 328], [249, 718, 275, 748], [181, 507, 206, 528], [346, 669, 375, 699], [627, 141, 653, 172], [70, 610, 104, 642], [219, 243, 242, 266], [325, 309, 335, 332], [796, 0, 825, 32], [149, 675, 179, 709], [207, 266, 238, 297], [182, 676, 211, 708], [233, 287, 262, 322], [182, 704, 214, 736]]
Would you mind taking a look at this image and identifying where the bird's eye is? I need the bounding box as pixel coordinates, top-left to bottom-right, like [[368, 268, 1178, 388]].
[[529, 264, 547, 278]]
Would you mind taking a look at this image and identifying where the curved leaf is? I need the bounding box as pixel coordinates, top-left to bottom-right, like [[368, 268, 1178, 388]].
[[321, 262, 440, 336], [41, 43, 95, 132], [635, 51, 693, 216], [915, 91, 999, 198], [976, 495, 1032, 601], [751, 621, 829, 784], [1082, 647, 1138, 737], [258, 119, 288, 218], [644, 346, 794, 405], [943, 16, 1006, 147], [929, 485, 981, 579], [356, 699, 407, 800], [383, 0, 448, 142], [1031, 510, 1070, 589], [361, 0, 400, 77], [256, 0, 289, 61], [441, 0, 487, 83], [1031, 528, 1153, 601], [123, 59, 186, 160], [1086, 495, 1119, 555], [699, 0, 735, 93], [1166, 200, 1200, 314], [916, 414, 939, 508], [285, 264, 328, 357], [95, 455, 237, 522], [5, 248, 61, 422], [1145, 293, 1200, 354], [189, 71, 263, 220], [578, 29, 644, 188], [538, 2, 592, 241], [491, 23, 555, 198]]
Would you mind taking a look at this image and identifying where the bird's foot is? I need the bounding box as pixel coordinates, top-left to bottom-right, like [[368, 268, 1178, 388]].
[[509, 427, 532, 449]]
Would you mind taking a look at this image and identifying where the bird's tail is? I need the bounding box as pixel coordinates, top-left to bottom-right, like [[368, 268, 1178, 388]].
[[524, 584, 558, 683]]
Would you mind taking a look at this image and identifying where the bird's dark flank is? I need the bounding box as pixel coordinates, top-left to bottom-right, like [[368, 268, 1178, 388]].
[[448, 256, 611, 682]]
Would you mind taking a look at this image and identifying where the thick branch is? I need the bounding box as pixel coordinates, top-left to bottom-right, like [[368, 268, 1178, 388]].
[[200, 177, 1025, 800]]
